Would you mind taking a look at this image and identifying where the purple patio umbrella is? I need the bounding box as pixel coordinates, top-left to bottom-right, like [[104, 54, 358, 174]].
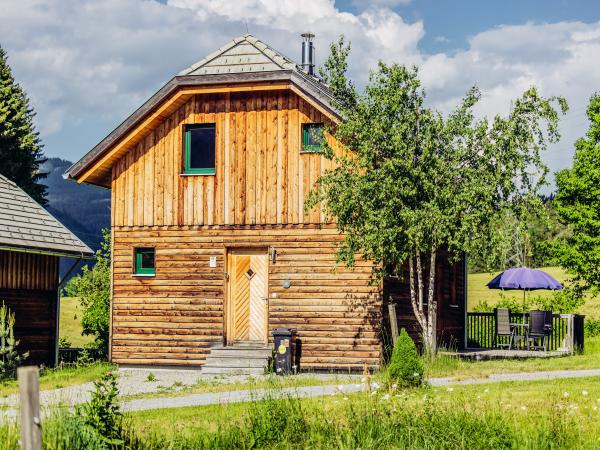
[[487, 267, 563, 309], [487, 267, 563, 291]]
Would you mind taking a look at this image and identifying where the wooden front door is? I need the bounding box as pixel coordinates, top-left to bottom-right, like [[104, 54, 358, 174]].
[[226, 249, 269, 344]]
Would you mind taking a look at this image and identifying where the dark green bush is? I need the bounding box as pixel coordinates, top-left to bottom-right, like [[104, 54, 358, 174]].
[[387, 328, 424, 387]]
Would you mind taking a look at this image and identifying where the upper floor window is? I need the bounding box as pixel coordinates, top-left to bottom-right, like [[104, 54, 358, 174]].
[[302, 123, 324, 152], [134, 247, 155, 276], [184, 124, 216, 175]]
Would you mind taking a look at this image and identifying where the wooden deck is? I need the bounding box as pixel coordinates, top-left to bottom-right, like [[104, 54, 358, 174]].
[[444, 348, 571, 361]]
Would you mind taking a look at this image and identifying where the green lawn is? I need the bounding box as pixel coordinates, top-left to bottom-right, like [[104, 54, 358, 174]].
[[468, 266, 600, 318], [428, 336, 600, 380], [59, 296, 94, 347]]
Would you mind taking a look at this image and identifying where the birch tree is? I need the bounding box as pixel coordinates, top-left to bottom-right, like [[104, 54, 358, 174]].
[[309, 37, 567, 352]]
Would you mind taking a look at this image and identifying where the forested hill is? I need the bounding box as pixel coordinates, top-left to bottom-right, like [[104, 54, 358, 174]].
[[42, 157, 110, 252]]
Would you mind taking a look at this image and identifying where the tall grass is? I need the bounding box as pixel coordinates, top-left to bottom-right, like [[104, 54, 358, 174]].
[[125, 391, 588, 449]]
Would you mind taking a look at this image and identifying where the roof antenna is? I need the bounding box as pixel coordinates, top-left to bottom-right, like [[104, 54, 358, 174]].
[[245, 20, 249, 34]]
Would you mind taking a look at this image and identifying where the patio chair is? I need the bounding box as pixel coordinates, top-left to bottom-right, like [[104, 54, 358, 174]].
[[494, 308, 515, 350], [527, 310, 552, 351]]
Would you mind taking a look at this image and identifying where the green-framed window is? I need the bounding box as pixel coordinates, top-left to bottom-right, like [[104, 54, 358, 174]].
[[134, 247, 155, 275], [302, 123, 324, 152], [184, 124, 216, 175]]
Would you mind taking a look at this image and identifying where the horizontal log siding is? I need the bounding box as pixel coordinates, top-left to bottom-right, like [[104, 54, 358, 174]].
[[111, 90, 337, 228], [111, 226, 382, 370]]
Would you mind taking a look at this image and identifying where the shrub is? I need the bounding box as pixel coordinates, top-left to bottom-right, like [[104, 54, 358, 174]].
[[584, 318, 600, 337], [58, 336, 72, 348], [77, 371, 123, 446], [387, 328, 424, 387], [0, 302, 28, 380], [65, 229, 111, 355]]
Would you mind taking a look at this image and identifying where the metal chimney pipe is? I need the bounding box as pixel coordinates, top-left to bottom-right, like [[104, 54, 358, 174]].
[[301, 32, 315, 76]]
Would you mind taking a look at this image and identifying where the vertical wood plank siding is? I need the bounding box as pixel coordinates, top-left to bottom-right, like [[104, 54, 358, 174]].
[[0, 250, 58, 291], [0, 250, 59, 365], [111, 226, 381, 369], [111, 90, 333, 227]]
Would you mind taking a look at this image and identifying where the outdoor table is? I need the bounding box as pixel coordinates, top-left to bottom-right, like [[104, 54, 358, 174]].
[[510, 322, 529, 348]]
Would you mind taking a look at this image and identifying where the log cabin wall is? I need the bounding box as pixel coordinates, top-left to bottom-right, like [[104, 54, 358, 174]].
[[383, 251, 466, 353], [0, 249, 59, 365], [111, 90, 336, 228], [111, 225, 381, 370]]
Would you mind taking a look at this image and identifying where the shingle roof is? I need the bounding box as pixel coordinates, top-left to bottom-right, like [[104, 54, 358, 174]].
[[64, 34, 338, 186], [0, 174, 94, 257], [178, 34, 297, 75]]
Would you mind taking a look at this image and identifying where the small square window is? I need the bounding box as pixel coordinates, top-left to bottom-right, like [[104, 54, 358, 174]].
[[302, 123, 324, 152], [184, 124, 216, 175], [134, 247, 155, 275]]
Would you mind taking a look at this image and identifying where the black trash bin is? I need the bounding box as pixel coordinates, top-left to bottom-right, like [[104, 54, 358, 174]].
[[272, 328, 297, 375]]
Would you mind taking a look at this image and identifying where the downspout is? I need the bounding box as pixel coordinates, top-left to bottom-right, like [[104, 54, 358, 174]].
[[55, 253, 85, 367]]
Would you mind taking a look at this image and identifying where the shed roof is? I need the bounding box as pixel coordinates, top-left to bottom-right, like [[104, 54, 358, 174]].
[[0, 174, 94, 257], [64, 34, 338, 187]]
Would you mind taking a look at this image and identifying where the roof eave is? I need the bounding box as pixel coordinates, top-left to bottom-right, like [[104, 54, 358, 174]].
[[65, 70, 339, 184]]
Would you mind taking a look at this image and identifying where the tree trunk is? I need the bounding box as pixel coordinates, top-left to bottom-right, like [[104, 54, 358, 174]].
[[426, 247, 438, 355], [408, 256, 426, 332]]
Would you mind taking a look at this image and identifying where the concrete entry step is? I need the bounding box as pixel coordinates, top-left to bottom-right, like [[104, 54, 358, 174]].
[[201, 343, 272, 376]]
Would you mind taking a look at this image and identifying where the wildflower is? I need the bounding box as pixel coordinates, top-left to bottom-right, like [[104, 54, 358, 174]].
[[382, 394, 390, 401], [447, 387, 454, 392], [413, 372, 419, 377], [484, 388, 489, 393], [372, 382, 381, 389], [521, 406, 527, 411], [563, 392, 570, 398], [391, 383, 398, 390], [343, 396, 349, 401], [371, 391, 377, 396], [592, 406, 598, 411], [582, 390, 589, 396]]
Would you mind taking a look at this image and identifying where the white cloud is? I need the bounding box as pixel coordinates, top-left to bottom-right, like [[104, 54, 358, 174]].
[[0, 0, 598, 180]]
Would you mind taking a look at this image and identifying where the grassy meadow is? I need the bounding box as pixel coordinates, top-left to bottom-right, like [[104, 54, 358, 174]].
[[122, 376, 600, 449], [59, 296, 94, 347]]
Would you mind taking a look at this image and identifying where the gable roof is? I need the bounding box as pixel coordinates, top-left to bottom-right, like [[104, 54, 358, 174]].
[[64, 34, 338, 187], [0, 174, 94, 258], [179, 34, 296, 75]]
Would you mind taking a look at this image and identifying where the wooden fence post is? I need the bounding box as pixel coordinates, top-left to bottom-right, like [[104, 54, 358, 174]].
[[18, 366, 42, 450], [388, 303, 399, 345]]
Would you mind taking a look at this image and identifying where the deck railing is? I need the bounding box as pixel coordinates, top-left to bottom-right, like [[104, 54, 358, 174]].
[[466, 312, 584, 352]]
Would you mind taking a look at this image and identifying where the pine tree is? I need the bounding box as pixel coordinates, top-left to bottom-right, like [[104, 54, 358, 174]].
[[0, 45, 47, 204], [0, 302, 28, 380]]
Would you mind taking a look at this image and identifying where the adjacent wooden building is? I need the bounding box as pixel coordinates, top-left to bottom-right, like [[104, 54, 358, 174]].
[[66, 34, 466, 371], [0, 174, 93, 366]]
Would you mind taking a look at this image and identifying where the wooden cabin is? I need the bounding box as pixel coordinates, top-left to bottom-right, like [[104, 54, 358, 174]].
[[65, 34, 466, 372], [0, 175, 93, 366]]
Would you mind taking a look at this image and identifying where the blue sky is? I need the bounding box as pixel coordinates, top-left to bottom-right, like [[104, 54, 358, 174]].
[[1, 0, 599, 189]]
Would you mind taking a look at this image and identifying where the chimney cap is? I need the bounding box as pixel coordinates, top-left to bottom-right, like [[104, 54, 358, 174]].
[[301, 32, 315, 40]]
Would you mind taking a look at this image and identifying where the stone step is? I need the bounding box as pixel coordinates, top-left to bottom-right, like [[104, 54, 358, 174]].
[[203, 357, 267, 368], [208, 347, 272, 358], [201, 344, 272, 376]]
